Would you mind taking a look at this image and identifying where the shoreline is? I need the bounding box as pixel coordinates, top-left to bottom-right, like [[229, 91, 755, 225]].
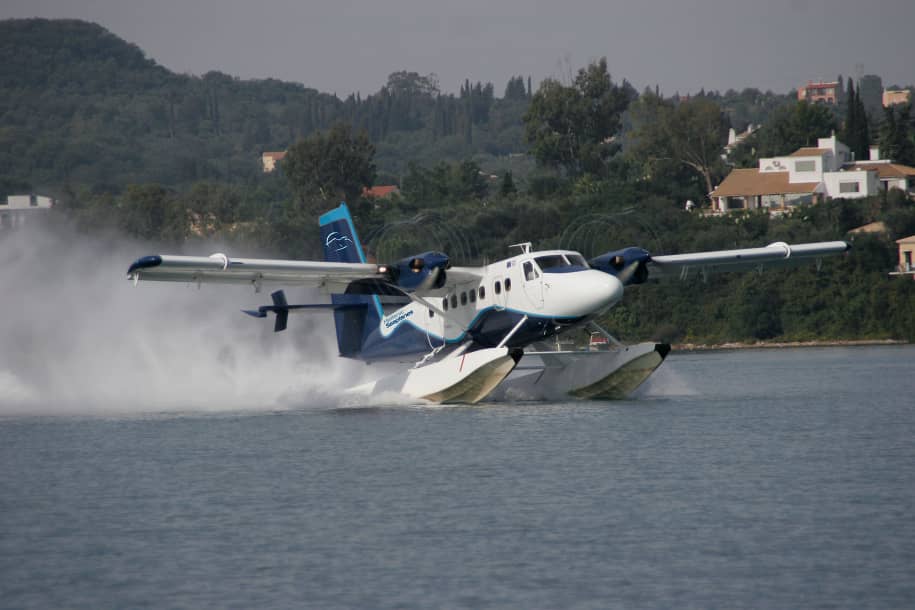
[[672, 339, 908, 352]]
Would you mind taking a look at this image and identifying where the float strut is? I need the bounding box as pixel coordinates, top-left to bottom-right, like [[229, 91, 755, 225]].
[[497, 315, 528, 349]]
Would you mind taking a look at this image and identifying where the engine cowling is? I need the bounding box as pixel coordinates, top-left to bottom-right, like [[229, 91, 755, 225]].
[[589, 247, 651, 285], [384, 251, 450, 291]]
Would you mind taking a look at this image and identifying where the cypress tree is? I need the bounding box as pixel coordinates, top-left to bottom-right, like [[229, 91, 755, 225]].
[[844, 80, 869, 160], [500, 170, 516, 197], [855, 87, 870, 161], [844, 79, 857, 154]]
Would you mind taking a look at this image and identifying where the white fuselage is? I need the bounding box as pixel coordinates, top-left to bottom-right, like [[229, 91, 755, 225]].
[[377, 249, 624, 345]]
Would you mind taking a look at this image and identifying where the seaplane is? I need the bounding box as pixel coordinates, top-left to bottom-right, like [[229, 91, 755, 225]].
[[126, 202, 850, 404]]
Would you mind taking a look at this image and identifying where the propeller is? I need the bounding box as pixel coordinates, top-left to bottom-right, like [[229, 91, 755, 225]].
[[616, 261, 641, 286]]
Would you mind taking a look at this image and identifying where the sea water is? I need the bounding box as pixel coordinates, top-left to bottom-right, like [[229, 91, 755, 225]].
[[1, 345, 914, 609]]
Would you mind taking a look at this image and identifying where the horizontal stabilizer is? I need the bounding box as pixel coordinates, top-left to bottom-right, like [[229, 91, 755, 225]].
[[241, 289, 367, 332]]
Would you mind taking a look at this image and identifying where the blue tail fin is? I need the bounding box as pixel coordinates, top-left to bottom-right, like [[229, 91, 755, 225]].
[[319, 203, 381, 357]]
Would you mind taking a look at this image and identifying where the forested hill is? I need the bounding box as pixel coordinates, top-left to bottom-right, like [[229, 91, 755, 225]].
[[0, 18, 530, 191]]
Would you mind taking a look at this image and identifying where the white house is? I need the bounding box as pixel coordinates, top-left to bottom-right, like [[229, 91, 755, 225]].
[[711, 136, 881, 212], [846, 147, 915, 196], [0, 194, 54, 229]]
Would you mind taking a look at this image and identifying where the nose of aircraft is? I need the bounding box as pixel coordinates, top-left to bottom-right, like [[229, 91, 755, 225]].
[[547, 269, 623, 317], [581, 269, 624, 313]]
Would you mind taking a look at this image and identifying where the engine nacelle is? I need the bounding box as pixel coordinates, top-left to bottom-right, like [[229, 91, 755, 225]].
[[589, 247, 651, 285], [384, 251, 450, 291]]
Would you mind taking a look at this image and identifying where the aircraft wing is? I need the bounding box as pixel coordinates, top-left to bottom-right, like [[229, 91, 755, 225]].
[[648, 240, 850, 280], [441, 266, 486, 285], [127, 253, 383, 292]]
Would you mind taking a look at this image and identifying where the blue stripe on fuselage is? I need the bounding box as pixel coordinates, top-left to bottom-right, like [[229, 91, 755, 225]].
[[356, 305, 586, 361]]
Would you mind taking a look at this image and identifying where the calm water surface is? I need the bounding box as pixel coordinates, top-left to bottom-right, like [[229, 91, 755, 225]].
[[2, 346, 914, 609]]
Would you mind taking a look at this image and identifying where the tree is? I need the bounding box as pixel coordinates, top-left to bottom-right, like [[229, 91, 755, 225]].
[[384, 71, 439, 97], [282, 122, 376, 206], [629, 92, 730, 198], [504, 76, 527, 101], [500, 170, 517, 196], [752, 101, 837, 158], [523, 58, 632, 176], [879, 105, 899, 161], [879, 104, 914, 165], [118, 183, 186, 241], [895, 104, 915, 165], [843, 80, 870, 161]]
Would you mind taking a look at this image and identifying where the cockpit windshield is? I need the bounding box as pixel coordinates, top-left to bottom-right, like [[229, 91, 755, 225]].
[[534, 253, 589, 272]]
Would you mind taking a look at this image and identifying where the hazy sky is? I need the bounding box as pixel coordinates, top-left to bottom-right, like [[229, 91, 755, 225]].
[[3, 0, 914, 97]]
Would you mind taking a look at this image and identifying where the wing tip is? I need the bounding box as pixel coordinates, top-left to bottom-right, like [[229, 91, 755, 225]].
[[126, 255, 162, 277]]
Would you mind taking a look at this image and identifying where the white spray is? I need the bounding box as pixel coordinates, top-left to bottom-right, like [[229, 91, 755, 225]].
[[0, 221, 374, 416]]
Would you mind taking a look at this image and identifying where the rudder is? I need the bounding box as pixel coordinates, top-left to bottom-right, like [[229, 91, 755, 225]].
[[318, 202, 380, 357]]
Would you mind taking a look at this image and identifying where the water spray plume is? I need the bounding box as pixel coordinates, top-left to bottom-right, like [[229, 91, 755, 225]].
[[0, 221, 371, 416]]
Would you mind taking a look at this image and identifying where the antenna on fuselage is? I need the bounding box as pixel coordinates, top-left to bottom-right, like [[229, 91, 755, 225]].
[[509, 242, 533, 255]]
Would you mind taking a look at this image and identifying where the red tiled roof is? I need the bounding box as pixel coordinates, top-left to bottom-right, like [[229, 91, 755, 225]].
[[362, 185, 400, 198], [790, 148, 829, 157], [848, 162, 915, 180], [848, 221, 888, 235], [262, 151, 286, 160], [711, 168, 820, 197]]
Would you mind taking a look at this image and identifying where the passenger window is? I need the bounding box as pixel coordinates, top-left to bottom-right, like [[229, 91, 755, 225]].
[[460, 292, 467, 306], [429, 309, 434, 318], [479, 286, 485, 300], [443, 298, 449, 311], [505, 278, 512, 291], [450, 294, 458, 309], [494, 281, 502, 295], [469, 289, 476, 303]]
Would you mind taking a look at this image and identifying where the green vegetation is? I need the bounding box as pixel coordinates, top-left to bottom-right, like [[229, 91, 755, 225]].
[[4, 18, 915, 344], [843, 79, 871, 160]]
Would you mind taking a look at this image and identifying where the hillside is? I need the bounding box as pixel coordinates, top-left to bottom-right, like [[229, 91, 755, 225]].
[[3, 19, 913, 346], [0, 18, 531, 192]]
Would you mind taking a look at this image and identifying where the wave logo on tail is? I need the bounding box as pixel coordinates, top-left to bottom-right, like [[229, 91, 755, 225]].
[[325, 231, 353, 252]]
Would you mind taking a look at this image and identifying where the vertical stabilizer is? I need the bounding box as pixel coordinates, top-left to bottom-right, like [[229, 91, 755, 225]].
[[319, 203, 380, 357]]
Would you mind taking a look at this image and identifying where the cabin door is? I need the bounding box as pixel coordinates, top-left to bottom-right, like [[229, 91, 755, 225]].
[[521, 260, 544, 309]]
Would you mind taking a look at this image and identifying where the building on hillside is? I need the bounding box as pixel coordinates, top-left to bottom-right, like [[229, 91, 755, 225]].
[[858, 75, 884, 116], [708, 168, 823, 212], [362, 185, 400, 199], [892, 234, 915, 275], [0, 194, 54, 229], [883, 89, 912, 107], [797, 80, 840, 104], [723, 124, 757, 157], [710, 136, 882, 213], [847, 221, 888, 238], [847, 150, 915, 196], [261, 151, 286, 173]]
